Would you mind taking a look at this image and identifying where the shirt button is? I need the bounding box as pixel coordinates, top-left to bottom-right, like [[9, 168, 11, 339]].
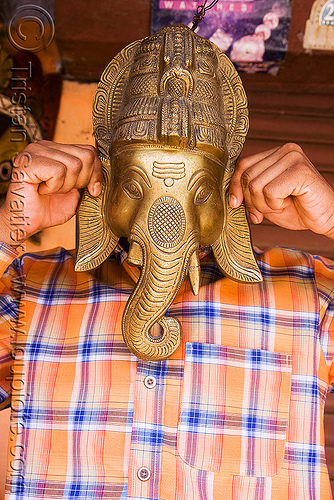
[[137, 466, 151, 481], [143, 375, 156, 389]]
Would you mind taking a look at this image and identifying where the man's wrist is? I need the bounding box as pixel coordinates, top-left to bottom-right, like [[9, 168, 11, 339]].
[[0, 205, 28, 248]]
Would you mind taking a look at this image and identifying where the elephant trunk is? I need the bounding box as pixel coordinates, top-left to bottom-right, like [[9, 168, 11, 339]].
[[122, 223, 198, 361]]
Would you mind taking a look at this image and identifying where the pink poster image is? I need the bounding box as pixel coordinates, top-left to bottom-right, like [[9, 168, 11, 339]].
[[151, 0, 291, 73]]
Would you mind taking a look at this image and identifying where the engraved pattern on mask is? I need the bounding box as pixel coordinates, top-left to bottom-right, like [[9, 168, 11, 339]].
[[78, 24, 263, 361], [104, 25, 227, 153], [148, 196, 186, 248], [152, 161, 186, 187]]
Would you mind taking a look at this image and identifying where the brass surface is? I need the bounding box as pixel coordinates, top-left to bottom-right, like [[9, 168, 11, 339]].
[[75, 24, 262, 361]]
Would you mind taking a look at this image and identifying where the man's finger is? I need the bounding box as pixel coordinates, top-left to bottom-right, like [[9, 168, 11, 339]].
[[16, 141, 103, 197], [237, 146, 281, 171], [68, 144, 102, 197], [229, 146, 280, 207], [239, 157, 295, 214], [16, 156, 68, 194]]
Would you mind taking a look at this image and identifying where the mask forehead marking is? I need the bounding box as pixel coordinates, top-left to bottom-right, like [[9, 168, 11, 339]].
[[152, 161, 186, 187]]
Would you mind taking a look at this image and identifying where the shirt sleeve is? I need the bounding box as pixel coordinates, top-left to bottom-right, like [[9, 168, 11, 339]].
[[314, 254, 334, 387], [0, 243, 20, 410]]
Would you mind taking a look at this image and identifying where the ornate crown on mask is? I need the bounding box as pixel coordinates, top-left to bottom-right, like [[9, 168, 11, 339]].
[[109, 24, 227, 157], [75, 23, 262, 283]]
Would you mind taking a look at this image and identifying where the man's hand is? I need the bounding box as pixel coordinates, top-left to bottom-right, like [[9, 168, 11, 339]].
[[229, 143, 334, 240], [0, 141, 102, 247]]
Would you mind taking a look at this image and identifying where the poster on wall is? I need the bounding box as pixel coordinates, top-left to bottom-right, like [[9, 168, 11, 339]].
[[151, 0, 291, 74]]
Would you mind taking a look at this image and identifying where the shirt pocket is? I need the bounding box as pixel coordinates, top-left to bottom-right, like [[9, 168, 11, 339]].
[[177, 342, 292, 477]]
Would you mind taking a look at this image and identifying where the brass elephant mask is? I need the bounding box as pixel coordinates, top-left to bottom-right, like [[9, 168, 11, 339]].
[[75, 24, 262, 361]]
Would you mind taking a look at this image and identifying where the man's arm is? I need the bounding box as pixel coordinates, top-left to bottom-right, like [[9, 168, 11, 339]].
[[0, 141, 102, 408], [0, 140, 103, 248], [229, 143, 334, 240]]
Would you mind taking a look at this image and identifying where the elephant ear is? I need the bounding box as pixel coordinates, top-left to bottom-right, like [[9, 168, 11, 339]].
[[211, 190, 263, 283], [75, 158, 119, 272], [212, 51, 262, 283]]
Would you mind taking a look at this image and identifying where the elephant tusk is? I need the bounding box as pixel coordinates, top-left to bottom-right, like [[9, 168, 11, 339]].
[[188, 250, 200, 296], [127, 241, 143, 267]]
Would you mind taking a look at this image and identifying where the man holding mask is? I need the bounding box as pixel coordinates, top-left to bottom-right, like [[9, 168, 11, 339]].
[[0, 24, 333, 500]]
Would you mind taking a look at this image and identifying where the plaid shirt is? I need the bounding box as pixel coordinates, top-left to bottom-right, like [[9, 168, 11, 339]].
[[0, 242, 333, 500]]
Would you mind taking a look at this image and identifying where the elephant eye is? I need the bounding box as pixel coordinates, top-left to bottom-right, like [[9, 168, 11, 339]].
[[122, 180, 143, 200], [194, 183, 213, 205]]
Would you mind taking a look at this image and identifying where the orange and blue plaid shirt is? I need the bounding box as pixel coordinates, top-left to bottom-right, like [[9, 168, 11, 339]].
[[0, 242, 333, 499]]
